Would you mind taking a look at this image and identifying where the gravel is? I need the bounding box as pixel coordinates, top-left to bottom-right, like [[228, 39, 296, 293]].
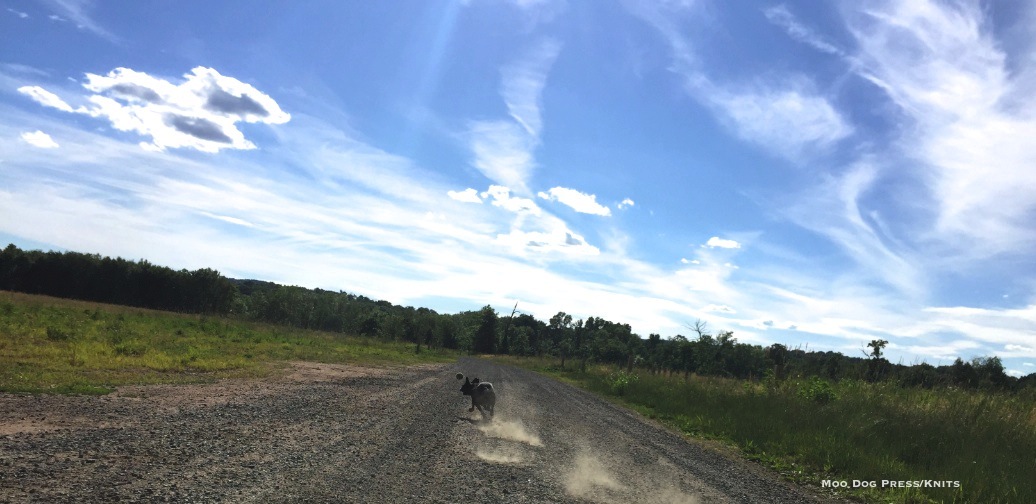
[[1, 357, 840, 503]]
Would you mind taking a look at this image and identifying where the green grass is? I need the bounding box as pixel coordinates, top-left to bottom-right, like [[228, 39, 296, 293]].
[[0, 291, 458, 394], [495, 355, 1036, 504]]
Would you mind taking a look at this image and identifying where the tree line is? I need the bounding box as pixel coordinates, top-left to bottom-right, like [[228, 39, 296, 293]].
[[2, 243, 1033, 392]]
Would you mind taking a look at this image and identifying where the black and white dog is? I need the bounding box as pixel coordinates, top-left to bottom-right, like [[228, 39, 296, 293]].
[[459, 376, 495, 420]]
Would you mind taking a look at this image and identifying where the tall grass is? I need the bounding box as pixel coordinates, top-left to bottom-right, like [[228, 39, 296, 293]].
[[0, 291, 458, 394], [497, 356, 1035, 504]]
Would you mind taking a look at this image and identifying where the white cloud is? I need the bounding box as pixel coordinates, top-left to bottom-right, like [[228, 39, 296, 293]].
[[41, 0, 117, 41], [706, 237, 741, 249], [629, 2, 850, 159], [537, 186, 611, 216], [782, 163, 925, 297], [848, 0, 1036, 259], [496, 228, 599, 257], [704, 82, 852, 158], [20, 130, 59, 149], [501, 39, 561, 137], [468, 120, 537, 193], [18, 86, 75, 112], [467, 39, 560, 193], [617, 198, 635, 209], [764, 4, 843, 56], [7, 8, 29, 18], [482, 185, 541, 215], [448, 188, 483, 204], [1024, 362, 1034, 367], [703, 304, 736, 314], [20, 67, 290, 153]]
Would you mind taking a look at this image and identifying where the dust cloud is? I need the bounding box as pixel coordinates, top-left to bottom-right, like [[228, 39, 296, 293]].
[[478, 418, 543, 447], [474, 446, 525, 464], [565, 453, 624, 496], [563, 450, 700, 504]]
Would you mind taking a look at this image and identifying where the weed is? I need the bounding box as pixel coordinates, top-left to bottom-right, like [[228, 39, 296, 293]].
[[608, 370, 639, 396]]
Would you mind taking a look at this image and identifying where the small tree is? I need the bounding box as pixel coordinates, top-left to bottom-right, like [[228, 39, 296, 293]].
[[866, 339, 889, 381], [765, 343, 788, 380], [473, 305, 498, 354]]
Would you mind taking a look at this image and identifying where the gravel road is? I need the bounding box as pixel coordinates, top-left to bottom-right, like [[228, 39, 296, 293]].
[[1, 358, 838, 503]]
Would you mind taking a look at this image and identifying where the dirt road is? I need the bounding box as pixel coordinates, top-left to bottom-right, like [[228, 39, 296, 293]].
[[1, 358, 836, 503]]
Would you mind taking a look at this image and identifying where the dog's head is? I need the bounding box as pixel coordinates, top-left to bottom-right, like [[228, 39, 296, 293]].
[[460, 377, 481, 395]]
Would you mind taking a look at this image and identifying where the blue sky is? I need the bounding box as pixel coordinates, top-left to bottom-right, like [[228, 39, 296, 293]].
[[2, 0, 1034, 375]]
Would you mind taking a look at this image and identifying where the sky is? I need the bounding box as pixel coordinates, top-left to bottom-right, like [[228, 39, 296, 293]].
[[1, 0, 1034, 375]]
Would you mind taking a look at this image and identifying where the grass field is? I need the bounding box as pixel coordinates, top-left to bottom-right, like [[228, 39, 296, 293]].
[[495, 356, 1036, 504], [0, 291, 458, 395]]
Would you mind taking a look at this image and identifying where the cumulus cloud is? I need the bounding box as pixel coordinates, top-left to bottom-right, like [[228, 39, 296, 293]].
[[448, 188, 483, 203], [537, 186, 611, 216], [482, 185, 541, 215], [20, 130, 59, 149], [706, 237, 741, 249], [19, 66, 290, 153], [617, 198, 635, 209]]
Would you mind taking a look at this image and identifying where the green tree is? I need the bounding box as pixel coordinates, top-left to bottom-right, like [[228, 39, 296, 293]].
[[473, 305, 498, 354]]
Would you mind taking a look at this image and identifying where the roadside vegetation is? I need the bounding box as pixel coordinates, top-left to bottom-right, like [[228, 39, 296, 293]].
[[0, 291, 457, 394], [3, 244, 1033, 502], [494, 355, 1035, 504]]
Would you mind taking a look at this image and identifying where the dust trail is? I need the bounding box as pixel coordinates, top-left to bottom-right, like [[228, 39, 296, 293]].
[[477, 419, 543, 447], [565, 453, 623, 497], [475, 446, 524, 464], [564, 451, 700, 504]]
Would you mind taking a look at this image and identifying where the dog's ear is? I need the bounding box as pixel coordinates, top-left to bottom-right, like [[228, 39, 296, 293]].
[[465, 377, 471, 384]]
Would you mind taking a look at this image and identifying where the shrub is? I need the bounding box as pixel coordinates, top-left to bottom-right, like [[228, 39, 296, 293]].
[[798, 376, 837, 404], [609, 370, 639, 396]]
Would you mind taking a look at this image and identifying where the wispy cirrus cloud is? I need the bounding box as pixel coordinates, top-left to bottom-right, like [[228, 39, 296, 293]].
[[501, 39, 561, 137], [701, 79, 852, 158], [18, 67, 290, 153], [467, 120, 538, 193], [764, 4, 844, 56], [467, 38, 560, 193], [847, 0, 1036, 261], [629, 2, 851, 160], [40, 0, 117, 41]]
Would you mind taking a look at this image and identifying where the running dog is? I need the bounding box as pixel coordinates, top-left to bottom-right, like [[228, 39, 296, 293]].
[[459, 376, 495, 420]]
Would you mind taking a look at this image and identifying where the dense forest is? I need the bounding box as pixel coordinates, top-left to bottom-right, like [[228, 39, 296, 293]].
[[2, 243, 1033, 391]]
